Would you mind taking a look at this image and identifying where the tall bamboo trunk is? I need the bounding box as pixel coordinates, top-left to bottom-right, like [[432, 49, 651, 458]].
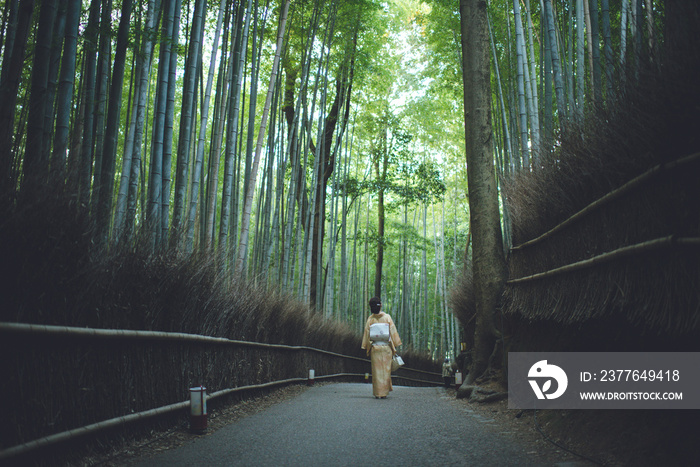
[[114, 0, 157, 241], [542, 0, 567, 126], [575, 0, 585, 121], [513, 0, 530, 169], [524, 0, 540, 155], [162, 0, 182, 245], [601, 0, 614, 100], [75, 0, 102, 208], [148, 0, 177, 250], [589, 0, 602, 104], [51, 0, 80, 182], [460, 0, 507, 383], [488, 14, 513, 174], [203, 2, 232, 251], [185, 0, 226, 252], [219, 0, 252, 251], [620, 0, 629, 85], [0, 0, 35, 197], [95, 0, 132, 244], [172, 0, 206, 246], [22, 0, 58, 201], [235, 0, 291, 276], [542, 11, 553, 141], [373, 126, 388, 299], [41, 2, 64, 163]]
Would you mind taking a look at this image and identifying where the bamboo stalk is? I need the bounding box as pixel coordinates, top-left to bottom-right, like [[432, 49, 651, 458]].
[[507, 236, 700, 285], [511, 152, 700, 251]]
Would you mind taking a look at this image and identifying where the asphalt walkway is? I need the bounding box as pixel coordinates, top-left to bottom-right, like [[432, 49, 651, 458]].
[[132, 383, 584, 466]]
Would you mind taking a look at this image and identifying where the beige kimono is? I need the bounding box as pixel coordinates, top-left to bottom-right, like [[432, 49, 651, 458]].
[[361, 312, 402, 398]]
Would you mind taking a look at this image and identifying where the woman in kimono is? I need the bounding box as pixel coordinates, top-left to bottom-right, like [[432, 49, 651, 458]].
[[361, 297, 402, 398]]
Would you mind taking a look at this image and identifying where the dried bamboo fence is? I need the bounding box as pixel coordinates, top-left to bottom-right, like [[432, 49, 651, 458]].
[[0, 322, 441, 461], [510, 153, 700, 252], [504, 152, 700, 335]]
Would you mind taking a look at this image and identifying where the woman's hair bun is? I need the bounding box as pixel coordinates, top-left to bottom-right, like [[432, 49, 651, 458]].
[[369, 296, 381, 314]]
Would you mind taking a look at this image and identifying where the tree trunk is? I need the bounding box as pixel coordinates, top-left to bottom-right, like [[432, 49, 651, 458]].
[[235, 0, 290, 276], [219, 0, 252, 250], [148, 0, 176, 250], [310, 59, 351, 306], [172, 0, 206, 245], [524, 0, 540, 155], [186, 0, 226, 252], [90, 0, 112, 218], [241, 0, 262, 250], [459, 0, 507, 383], [75, 0, 101, 208], [542, 0, 567, 125], [51, 0, 80, 181], [576, 0, 585, 121], [374, 182, 385, 299], [0, 0, 34, 196], [22, 0, 58, 200], [488, 15, 513, 174], [114, 0, 157, 241], [588, 0, 602, 104], [372, 121, 389, 299], [95, 0, 132, 244], [542, 6, 553, 141], [620, 0, 628, 75], [41, 2, 64, 164], [162, 0, 182, 244], [512, 0, 529, 168], [203, 2, 232, 251], [601, 0, 614, 101]]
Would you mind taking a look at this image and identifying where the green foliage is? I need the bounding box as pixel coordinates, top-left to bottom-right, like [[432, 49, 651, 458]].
[[389, 219, 431, 251], [395, 159, 447, 204], [3, 0, 469, 359]]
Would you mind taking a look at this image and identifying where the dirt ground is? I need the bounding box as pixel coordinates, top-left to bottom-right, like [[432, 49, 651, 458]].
[[78, 382, 697, 467]]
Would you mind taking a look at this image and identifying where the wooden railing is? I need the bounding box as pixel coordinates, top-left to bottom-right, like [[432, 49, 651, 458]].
[[0, 322, 441, 460]]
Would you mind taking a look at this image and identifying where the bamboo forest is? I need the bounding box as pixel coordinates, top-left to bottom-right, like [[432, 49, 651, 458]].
[[0, 0, 697, 363]]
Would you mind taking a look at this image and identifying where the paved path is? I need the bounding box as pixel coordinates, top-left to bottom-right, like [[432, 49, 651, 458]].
[[133, 383, 583, 466]]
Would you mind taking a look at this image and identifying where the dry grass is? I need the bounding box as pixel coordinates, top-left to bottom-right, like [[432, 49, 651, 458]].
[[0, 181, 439, 459], [502, 8, 700, 339]]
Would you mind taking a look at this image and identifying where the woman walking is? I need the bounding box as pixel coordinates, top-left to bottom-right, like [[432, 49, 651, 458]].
[[361, 297, 402, 398]]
